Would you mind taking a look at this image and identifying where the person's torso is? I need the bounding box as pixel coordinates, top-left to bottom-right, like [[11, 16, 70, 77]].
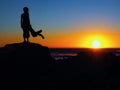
[[22, 13, 30, 26]]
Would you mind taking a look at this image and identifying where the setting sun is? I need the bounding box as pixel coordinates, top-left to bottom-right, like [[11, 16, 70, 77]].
[[79, 32, 114, 48], [92, 40, 101, 48]]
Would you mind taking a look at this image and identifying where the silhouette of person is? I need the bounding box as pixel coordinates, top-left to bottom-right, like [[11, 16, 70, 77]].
[[21, 7, 45, 42], [21, 7, 31, 42]]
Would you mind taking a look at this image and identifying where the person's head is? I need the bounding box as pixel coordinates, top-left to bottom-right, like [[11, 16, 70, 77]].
[[23, 7, 29, 13]]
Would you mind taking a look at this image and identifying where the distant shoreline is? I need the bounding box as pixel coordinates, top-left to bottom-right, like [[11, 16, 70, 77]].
[[49, 48, 120, 60]]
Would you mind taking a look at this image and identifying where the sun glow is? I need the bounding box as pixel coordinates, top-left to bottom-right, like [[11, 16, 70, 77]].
[[74, 24, 119, 48], [79, 34, 112, 48], [92, 40, 101, 48]]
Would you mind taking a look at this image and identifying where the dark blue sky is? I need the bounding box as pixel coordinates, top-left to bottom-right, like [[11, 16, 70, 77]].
[[0, 0, 120, 29]]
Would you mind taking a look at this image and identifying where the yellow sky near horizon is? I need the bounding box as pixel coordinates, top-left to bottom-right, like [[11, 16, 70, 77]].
[[0, 25, 120, 48]]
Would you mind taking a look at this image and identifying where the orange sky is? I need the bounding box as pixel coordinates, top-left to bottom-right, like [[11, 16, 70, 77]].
[[0, 24, 120, 48], [41, 24, 120, 48]]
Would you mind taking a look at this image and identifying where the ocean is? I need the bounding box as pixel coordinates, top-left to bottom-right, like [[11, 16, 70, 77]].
[[49, 48, 120, 60]]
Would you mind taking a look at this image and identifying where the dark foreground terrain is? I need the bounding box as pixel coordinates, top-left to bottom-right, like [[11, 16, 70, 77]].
[[0, 43, 120, 90], [55, 49, 120, 90], [0, 42, 55, 89]]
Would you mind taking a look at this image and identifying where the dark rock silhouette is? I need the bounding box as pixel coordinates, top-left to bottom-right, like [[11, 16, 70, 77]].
[[0, 42, 54, 64], [0, 42, 55, 89]]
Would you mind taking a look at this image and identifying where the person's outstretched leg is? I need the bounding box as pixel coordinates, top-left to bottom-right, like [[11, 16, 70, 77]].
[[38, 34, 45, 39], [29, 26, 37, 37]]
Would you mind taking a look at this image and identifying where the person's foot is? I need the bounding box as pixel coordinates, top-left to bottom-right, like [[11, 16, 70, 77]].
[[41, 35, 45, 39], [37, 29, 42, 33], [27, 40, 29, 43], [42, 36, 45, 39], [23, 40, 27, 43]]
